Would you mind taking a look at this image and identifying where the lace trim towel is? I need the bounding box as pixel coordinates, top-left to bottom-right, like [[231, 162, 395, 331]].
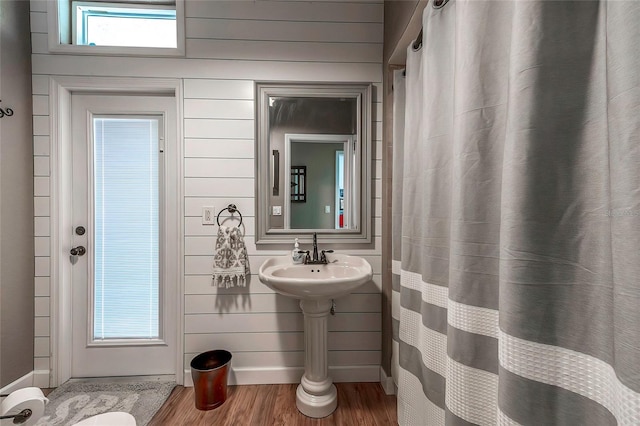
[[212, 225, 249, 288]]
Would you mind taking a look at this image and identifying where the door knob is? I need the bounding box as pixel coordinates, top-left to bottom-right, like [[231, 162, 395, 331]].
[[70, 246, 86, 256]]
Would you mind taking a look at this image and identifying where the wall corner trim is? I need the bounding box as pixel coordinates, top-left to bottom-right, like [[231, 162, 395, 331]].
[[379, 366, 396, 395]]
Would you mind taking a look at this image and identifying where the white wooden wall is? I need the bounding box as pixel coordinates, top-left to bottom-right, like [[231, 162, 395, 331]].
[[29, 0, 383, 387]]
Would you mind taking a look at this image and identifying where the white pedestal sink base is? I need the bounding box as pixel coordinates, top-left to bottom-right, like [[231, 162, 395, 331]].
[[257, 255, 374, 419], [296, 383, 337, 418], [296, 299, 337, 418]]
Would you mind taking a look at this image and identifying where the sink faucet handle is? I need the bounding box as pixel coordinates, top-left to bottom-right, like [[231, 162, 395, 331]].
[[298, 250, 311, 264], [320, 249, 334, 263]]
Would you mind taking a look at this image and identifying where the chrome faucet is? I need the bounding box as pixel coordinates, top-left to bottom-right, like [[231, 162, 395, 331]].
[[299, 233, 333, 264], [312, 232, 319, 262]]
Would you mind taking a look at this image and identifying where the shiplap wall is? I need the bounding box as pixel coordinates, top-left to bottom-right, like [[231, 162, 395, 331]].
[[29, 0, 383, 387]]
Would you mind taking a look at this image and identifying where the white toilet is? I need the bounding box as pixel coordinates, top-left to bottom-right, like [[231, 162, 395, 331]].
[[74, 412, 136, 426]]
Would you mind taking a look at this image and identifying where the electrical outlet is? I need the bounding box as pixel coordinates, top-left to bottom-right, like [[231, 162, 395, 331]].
[[325, 205, 331, 213], [202, 206, 215, 225]]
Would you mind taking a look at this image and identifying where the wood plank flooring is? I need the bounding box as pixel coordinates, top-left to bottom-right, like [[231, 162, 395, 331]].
[[149, 383, 398, 425]]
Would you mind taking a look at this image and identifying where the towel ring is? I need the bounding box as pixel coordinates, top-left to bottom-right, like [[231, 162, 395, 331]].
[[216, 204, 243, 226]]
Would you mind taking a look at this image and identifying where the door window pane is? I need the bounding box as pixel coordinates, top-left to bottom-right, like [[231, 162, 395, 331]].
[[93, 117, 160, 340]]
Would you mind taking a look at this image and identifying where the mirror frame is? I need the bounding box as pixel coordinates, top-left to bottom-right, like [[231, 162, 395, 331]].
[[255, 82, 373, 246]]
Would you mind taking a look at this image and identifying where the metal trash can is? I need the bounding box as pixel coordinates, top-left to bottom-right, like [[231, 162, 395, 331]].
[[190, 349, 232, 410]]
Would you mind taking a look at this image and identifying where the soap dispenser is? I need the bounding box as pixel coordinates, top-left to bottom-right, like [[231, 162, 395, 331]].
[[292, 238, 303, 264]]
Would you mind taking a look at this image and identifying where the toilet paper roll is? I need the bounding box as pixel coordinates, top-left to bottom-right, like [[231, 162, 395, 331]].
[[1, 387, 48, 426]]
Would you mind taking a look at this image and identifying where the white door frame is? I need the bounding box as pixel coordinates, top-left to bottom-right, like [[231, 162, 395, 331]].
[[49, 76, 184, 386], [283, 133, 354, 230]]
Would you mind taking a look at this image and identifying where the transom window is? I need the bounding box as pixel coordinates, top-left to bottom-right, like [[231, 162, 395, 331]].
[[72, 2, 177, 48]]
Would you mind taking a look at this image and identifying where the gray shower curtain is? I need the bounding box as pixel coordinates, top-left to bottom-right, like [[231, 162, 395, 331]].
[[391, 1, 640, 424]]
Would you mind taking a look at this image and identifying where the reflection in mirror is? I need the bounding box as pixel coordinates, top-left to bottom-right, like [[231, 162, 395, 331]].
[[286, 134, 354, 230], [255, 83, 372, 245]]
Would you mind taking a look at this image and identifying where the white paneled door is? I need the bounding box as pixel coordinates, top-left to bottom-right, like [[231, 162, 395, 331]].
[[70, 94, 177, 377]]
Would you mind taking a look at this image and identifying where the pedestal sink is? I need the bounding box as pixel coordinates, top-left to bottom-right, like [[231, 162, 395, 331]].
[[258, 254, 373, 418]]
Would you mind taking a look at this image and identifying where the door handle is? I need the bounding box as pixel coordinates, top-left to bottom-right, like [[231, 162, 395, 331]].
[[70, 246, 86, 256]]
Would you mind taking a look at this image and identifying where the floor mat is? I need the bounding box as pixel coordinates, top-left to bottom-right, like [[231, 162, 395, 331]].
[[35, 380, 175, 426]]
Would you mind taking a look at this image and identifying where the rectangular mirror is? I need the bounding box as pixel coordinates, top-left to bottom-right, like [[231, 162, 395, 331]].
[[255, 82, 373, 245]]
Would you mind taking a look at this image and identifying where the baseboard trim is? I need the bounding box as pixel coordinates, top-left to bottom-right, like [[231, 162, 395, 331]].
[[331, 365, 380, 383], [33, 370, 50, 388], [183, 365, 380, 388], [380, 366, 396, 395], [183, 370, 193, 387], [0, 371, 34, 394]]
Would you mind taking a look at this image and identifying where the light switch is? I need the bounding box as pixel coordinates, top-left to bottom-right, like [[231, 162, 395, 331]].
[[325, 205, 331, 213], [273, 205, 282, 216]]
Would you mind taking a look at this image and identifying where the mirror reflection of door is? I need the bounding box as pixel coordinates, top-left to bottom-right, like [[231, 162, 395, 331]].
[[335, 151, 344, 229], [284, 134, 354, 230]]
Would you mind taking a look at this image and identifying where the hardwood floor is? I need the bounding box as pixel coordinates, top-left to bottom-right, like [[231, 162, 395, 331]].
[[149, 383, 398, 425]]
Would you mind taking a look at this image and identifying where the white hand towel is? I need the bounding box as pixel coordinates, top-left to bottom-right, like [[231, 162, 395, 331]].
[[212, 225, 249, 288]]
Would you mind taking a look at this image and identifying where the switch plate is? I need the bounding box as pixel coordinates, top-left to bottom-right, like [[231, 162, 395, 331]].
[[272, 205, 282, 216], [202, 206, 215, 225], [325, 205, 331, 213]]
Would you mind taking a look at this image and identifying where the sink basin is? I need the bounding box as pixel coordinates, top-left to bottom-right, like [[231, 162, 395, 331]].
[[258, 254, 372, 300]]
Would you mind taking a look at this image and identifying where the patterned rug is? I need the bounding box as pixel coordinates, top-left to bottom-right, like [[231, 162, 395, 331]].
[[35, 380, 175, 426]]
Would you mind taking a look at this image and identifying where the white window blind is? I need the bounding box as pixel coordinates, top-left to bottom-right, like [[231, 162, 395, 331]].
[[93, 117, 160, 340]]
